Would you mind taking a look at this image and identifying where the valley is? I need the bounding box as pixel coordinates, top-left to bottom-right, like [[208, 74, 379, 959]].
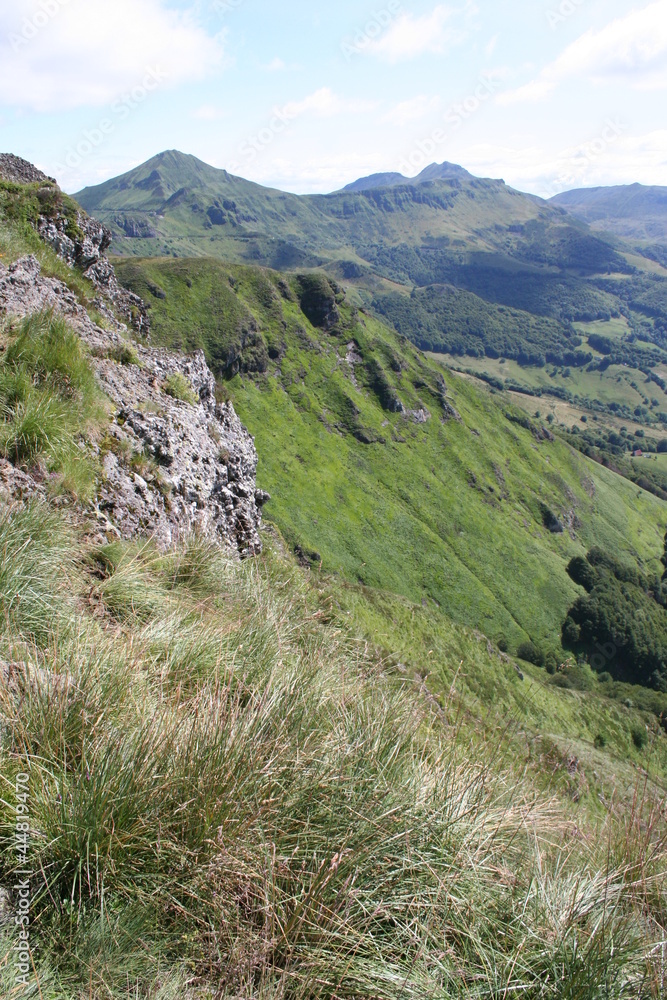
[[1, 153, 666, 998]]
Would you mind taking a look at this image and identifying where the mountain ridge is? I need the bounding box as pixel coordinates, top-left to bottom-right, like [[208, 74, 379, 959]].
[[339, 160, 474, 192], [551, 182, 667, 248]]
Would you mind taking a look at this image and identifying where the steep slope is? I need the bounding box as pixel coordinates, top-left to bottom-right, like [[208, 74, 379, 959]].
[[115, 254, 667, 655], [0, 170, 266, 557], [1, 158, 666, 1000], [75, 149, 560, 261]]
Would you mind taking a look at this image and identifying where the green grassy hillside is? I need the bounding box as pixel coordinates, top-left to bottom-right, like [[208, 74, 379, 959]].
[[1, 193, 666, 997], [116, 255, 667, 658], [1, 503, 664, 998]]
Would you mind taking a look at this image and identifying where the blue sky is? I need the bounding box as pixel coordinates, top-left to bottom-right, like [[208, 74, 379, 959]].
[[0, 0, 665, 196]]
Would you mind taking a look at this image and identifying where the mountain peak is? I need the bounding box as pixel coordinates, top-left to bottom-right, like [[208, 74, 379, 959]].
[[340, 161, 473, 193]]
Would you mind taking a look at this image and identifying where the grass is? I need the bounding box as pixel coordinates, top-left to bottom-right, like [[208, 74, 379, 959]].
[[163, 371, 198, 405], [0, 507, 665, 998], [0, 312, 104, 498], [0, 198, 665, 994]]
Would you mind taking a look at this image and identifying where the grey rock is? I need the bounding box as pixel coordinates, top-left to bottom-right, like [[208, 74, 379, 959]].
[[0, 153, 55, 185], [36, 211, 149, 336], [406, 407, 430, 424], [0, 256, 267, 558], [0, 886, 12, 926]]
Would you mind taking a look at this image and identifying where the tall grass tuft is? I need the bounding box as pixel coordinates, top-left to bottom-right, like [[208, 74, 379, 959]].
[[0, 520, 664, 998], [0, 311, 103, 497], [0, 501, 74, 645]]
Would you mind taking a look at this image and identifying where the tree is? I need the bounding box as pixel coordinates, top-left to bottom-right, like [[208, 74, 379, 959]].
[[567, 556, 597, 592], [517, 641, 546, 667]]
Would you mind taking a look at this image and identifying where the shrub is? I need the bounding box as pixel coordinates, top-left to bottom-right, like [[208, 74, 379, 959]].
[[550, 673, 574, 689], [567, 555, 597, 591], [517, 641, 546, 667], [545, 651, 559, 674], [594, 733, 607, 749], [497, 635, 509, 653], [163, 372, 199, 405], [105, 343, 141, 366], [631, 725, 648, 750]]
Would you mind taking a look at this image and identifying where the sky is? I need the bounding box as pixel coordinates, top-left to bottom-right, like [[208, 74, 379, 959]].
[[0, 0, 665, 197]]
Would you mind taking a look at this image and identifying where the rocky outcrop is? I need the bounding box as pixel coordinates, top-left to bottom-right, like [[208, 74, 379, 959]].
[[0, 255, 268, 557], [0, 153, 55, 185], [36, 212, 150, 336], [95, 348, 269, 554]]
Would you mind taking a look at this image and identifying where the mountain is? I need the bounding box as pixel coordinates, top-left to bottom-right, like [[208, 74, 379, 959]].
[[74, 150, 667, 362], [3, 156, 667, 998], [551, 183, 667, 252], [340, 160, 473, 192]]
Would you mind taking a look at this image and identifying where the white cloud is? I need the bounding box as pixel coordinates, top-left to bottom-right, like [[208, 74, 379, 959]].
[[243, 152, 396, 194], [282, 88, 378, 119], [265, 57, 286, 72], [381, 95, 441, 126], [368, 4, 472, 62], [0, 0, 226, 113], [460, 129, 667, 197], [499, 0, 667, 105]]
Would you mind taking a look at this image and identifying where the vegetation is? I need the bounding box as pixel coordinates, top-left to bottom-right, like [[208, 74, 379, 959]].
[[114, 255, 667, 656], [76, 151, 667, 359], [517, 640, 546, 666], [163, 371, 199, 405], [373, 283, 579, 365], [1, 504, 667, 998], [564, 547, 667, 693], [0, 311, 103, 497], [0, 188, 665, 994]]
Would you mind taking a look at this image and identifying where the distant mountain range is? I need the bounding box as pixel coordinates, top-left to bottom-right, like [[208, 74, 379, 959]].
[[551, 184, 667, 253], [74, 150, 667, 363]]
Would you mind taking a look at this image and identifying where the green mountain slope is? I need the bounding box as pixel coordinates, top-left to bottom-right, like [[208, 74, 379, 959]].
[[2, 161, 667, 998], [115, 254, 667, 656], [79, 151, 667, 362]]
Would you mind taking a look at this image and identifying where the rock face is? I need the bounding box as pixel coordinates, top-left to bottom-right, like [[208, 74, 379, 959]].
[[0, 255, 268, 557], [0, 153, 55, 185], [36, 212, 150, 336]]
